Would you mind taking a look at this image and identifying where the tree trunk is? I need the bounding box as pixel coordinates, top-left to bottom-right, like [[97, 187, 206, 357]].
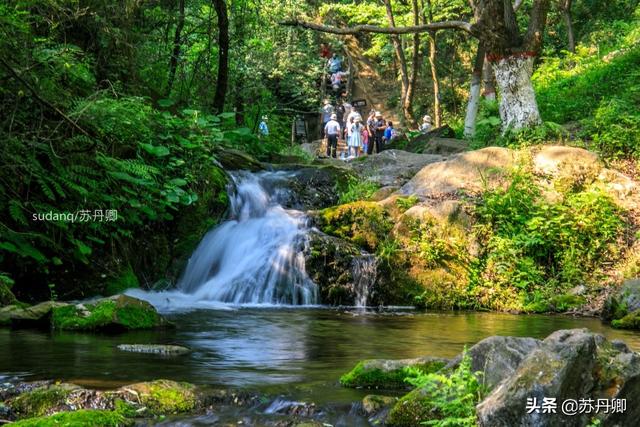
[[403, 0, 421, 127], [464, 44, 486, 138], [383, 0, 410, 120], [428, 32, 441, 127], [560, 0, 575, 53], [491, 54, 541, 129], [482, 57, 496, 100], [212, 0, 229, 114], [166, 0, 185, 96]]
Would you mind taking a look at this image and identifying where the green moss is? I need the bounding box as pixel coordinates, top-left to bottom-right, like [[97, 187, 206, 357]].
[[386, 387, 439, 426], [340, 360, 446, 389], [320, 201, 392, 252], [133, 380, 197, 414], [11, 386, 73, 418], [11, 409, 129, 426], [104, 264, 140, 296], [611, 309, 640, 329], [51, 296, 163, 331]]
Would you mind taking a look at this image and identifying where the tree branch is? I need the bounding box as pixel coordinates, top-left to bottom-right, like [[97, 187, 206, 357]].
[[1, 58, 91, 138], [279, 19, 474, 36]]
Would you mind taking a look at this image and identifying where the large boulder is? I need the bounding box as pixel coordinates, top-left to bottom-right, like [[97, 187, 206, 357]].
[[0, 301, 68, 328], [273, 163, 353, 210], [603, 279, 640, 329], [447, 336, 542, 391], [400, 147, 516, 197], [51, 294, 169, 332], [533, 146, 601, 177], [304, 230, 374, 306], [477, 329, 640, 427], [340, 356, 449, 390], [421, 138, 469, 155], [349, 149, 444, 187]]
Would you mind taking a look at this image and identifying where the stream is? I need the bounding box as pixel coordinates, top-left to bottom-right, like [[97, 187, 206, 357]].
[[1, 309, 639, 424], [2, 171, 640, 425]]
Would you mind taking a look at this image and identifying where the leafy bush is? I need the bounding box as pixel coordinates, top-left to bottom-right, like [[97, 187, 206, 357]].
[[337, 177, 380, 204], [471, 168, 625, 310], [402, 350, 484, 427]]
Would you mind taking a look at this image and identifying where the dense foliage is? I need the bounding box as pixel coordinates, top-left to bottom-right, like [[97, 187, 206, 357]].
[[0, 0, 325, 299]]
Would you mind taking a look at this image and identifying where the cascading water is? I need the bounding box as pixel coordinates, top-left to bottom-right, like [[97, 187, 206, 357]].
[[128, 171, 318, 310], [350, 254, 377, 308]]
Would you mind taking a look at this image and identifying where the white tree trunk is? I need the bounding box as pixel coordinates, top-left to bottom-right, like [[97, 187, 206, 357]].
[[492, 55, 541, 130], [464, 73, 482, 138]]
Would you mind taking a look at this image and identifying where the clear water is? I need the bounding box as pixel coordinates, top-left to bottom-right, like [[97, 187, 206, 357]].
[[1, 308, 638, 401]]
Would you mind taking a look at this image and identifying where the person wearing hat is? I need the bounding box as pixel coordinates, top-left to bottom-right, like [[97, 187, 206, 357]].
[[420, 115, 433, 133], [368, 111, 386, 155], [258, 115, 269, 138], [324, 113, 341, 158], [321, 99, 335, 136]]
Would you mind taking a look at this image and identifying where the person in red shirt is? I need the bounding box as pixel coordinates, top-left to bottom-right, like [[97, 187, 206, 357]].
[[320, 43, 331, 59]]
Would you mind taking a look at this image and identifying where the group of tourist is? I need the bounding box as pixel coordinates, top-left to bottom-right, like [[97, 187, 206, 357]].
[[322, 98, 398, 159]]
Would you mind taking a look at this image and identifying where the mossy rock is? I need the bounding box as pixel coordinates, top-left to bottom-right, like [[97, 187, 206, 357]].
[[319, 201, 392, 252], [213, 147, 263, 171], [386, 386, 441, 427], [611, 309, 640, 329], [362, 394, 397, 415], [604, 279, 640, 324], [0, 301, 67, 328], [10, 384, 78, 419], [104, 264, 140, 296], [51, 294, 168, 332], [340, 357, 447, 390], [10, 409, 130, 426], [124, 379, 197, 415], [0, 281, 17, 307]]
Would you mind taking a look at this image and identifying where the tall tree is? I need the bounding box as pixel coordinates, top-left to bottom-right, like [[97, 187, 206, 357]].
[[558, 0, 576, 52], [212, 0, 229, 114], [464, 43, 485, 137], [282, 0, 552, 130], [404, 0, 422, 127], [424, 0, 442, 127], [383, 0, 411, 123], [166, 0, 186, 96]]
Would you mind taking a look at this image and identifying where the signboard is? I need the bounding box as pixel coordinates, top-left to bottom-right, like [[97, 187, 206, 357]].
[[295, 118, 306, 136], [352, 99, 367, 107]]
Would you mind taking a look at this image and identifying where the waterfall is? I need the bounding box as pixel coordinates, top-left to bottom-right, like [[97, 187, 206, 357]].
[[128, 171, 318, 310], [350, 254, 377, 307]]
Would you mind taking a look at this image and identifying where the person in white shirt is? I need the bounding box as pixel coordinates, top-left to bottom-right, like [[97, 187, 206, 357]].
[[419, 115, 433, 133], [324, 113, 341, 158]]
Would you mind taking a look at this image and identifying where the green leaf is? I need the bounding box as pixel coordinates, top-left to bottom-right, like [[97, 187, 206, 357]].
[[140, 143, 170, 157], [157, 98, 175, 107]]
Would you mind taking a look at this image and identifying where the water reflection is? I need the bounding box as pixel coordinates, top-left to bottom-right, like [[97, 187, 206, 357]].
[[0, 309, 639, 404]]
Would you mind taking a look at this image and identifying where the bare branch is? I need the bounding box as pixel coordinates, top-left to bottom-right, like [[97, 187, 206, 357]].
[[279, 19, 474, 36]]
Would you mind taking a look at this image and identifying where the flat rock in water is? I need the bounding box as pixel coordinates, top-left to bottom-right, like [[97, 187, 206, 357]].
[[117, 344, 191, 355], [0, 301, 68, 328]]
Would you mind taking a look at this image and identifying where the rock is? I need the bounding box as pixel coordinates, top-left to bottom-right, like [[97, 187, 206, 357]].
[[533, 146, 601, 176], [362, 394, 397, 415], [349, 149, 444, 187], [402, 200, 472, 229], [264, 397, 317, 417], [476, 329, 640, 427], [370, 185, 401, 201], [274, 163, 353, 210], [304, 230, 368, 306], [421, 137, 469, 155], [51, 294, 169, 332], [9, 383, 80, 419], [598, 168, 640, 211], [300, 140, 323, 157], [0, 301, 68, 328], [400, 147, 516, 197], [446, 336, 542, 391], [340, 356, 448, 389], [116, 344, 191, 355], [121, 379, 197, 415], [8, 409, 128, 426], [213, 147, 263, 171], [387, 125, 457, 153], [603, 279, 640, 329]]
